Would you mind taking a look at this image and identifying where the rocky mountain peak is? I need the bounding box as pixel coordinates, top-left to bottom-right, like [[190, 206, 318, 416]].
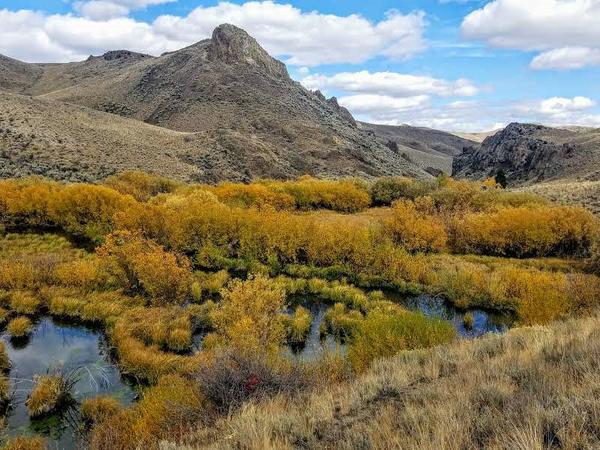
[[87, 50, 152, 62], [207, 24, 289, 79]]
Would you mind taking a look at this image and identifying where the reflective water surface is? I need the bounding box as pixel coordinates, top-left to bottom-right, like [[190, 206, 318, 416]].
[[1, 317, 136, 449]]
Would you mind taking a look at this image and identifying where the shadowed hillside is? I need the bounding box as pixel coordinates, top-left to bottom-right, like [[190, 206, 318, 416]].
[[360, 122, 477, 174], [0, 24, 429, 182]]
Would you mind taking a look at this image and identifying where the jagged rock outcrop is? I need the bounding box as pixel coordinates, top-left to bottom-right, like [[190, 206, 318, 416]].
[[207, 24, 289, 79], [452, 123, 600, 185]]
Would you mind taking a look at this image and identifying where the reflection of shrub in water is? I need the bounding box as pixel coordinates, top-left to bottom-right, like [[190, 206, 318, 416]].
[[0, 341, 10, 372]]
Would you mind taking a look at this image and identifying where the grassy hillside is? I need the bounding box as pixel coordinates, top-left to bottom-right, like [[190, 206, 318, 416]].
[[0, 92, 206, 182], [518, 181, 600, 216], [186, 314, 600, 449], [359, 122, 477, 175], [0, 92, 426, 183]]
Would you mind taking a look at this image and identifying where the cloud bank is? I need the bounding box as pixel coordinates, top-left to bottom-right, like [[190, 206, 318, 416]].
[[461, 0, 600, 70], [0, 2, 426, 66]]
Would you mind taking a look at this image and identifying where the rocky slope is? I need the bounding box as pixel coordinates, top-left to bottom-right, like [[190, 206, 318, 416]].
[[0, 24, 429, 182], [452, 123, 600, 185], [359, 122, 477, 175]]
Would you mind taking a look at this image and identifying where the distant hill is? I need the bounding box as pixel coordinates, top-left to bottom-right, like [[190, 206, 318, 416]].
[[452, 123, 600, 185], [450, 130, 501, 143], [359, 122, 477, 175], [0, 24, 429, 183]]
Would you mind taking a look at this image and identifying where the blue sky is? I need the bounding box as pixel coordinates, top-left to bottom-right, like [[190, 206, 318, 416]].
[[1, 0, 600, 131]]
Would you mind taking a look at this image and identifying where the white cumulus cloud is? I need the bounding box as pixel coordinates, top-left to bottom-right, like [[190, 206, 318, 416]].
[[531, 47, 600, 70], [0, 2, 427, 66], [461, 0, 600, 70], [302, 71, 479, 98], [74, 0, 175, 20]]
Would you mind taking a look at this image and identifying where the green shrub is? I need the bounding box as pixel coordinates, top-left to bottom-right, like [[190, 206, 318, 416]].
[[370, 177, 434, 206], [286, 306, 312, 345], [349, 310, 455, 372]]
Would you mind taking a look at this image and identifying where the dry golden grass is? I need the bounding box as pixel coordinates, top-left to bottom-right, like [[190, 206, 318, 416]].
[[0, 436, 47, 450], [7, 316, 33, 338], [81, 396, 122, 425], [25, 375, 71, 417], [184, 315, 600, 449], [518, 180, 600, 216]]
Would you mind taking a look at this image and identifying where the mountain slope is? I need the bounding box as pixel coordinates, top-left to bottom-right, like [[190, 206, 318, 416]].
[[0, 24, 429, 182], [359, 122, 477, 175], [1, 91, 430, 183], [0, 91, 201, 182], [452, 123, 600, 185]]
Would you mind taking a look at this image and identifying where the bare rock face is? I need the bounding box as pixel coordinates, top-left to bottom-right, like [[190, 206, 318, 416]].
[[327, 97, 357, 127], [452, 123, 586, 185], [208, 24, 289, 79], [95, 50, 152, 62]]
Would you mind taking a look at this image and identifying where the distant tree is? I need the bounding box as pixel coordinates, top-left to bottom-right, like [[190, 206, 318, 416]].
[[495, 170, 508, 188]]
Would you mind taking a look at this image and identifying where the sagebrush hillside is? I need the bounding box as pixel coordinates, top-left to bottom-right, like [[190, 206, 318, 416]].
[[0, 24, 429, 182], [185, 315, 600, 449], [360, 122, 477, 175]]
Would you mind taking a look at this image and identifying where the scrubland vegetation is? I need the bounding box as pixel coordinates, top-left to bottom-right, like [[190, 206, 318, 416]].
[[0, 171, 598, 448]]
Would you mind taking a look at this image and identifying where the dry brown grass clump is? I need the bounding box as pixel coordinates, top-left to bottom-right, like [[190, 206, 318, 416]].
[[7, 316, 33, 338], [81, 396, 122, 425], [184, 316, 600, 449], [9, 291, 41, 315], [25, 374, 72, 417], [0, 341, 10, 372], [0, 436, 47, 450]]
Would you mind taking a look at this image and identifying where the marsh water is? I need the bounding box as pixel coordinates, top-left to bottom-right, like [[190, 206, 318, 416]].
[[283, 293, 514, 361], [398, 293, 513, 337], [0, 295, 511, 446], [284, 303, 347, 361], [1, 317, 136, 449]]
